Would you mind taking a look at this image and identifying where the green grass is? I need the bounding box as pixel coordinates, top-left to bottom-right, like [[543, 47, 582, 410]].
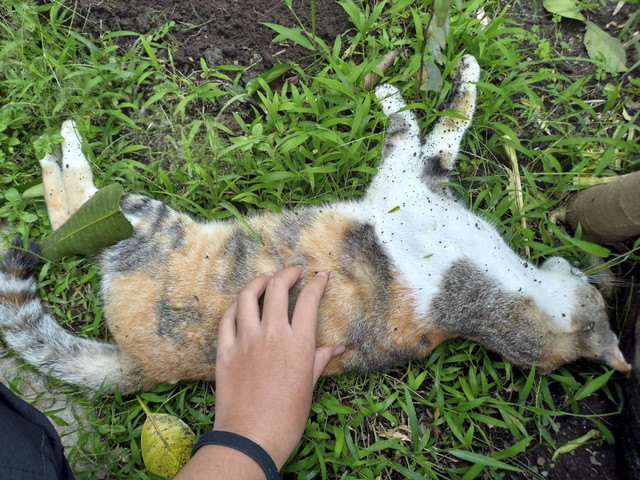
[[1, 0, 639, 478]]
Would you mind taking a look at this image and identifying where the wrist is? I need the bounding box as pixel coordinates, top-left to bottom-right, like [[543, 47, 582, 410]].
[[212, 421, 291, 469], [192, 430, 281, 479], [177, 444, 267, 480]]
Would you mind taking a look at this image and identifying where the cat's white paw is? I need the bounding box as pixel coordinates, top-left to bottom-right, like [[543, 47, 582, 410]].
[[455, 54, 480, 84], [375, 84, 407, 117], [60, 120, 88, 169], [40, 120, 97, 230]]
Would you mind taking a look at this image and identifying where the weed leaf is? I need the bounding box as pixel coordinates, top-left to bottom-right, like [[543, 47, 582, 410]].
[[574, 369, 615, 402], [39, 184, 133, 262], [218, 200, 265, 245], [450, 449, 523, 472], [138, 398, 195, 477], [246, 63, 296, 95], [547, 222, 611, 258], [584, 21, 627, 73], [551, 429, 598, 461], [542, 0, 585, 21], [262, 23, 314, 50]]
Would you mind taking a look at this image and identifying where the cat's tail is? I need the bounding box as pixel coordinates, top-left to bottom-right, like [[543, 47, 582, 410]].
[[0, 239, 145, 394]]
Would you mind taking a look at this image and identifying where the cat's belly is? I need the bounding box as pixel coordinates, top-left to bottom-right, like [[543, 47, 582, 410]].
[[101, 207, 452, 384]]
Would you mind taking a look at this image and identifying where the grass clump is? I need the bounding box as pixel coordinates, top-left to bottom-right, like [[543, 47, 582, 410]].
[[1, 0, 639, 478]]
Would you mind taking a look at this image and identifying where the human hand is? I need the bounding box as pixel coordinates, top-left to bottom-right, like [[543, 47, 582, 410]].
[[212, 265, 344, 469]]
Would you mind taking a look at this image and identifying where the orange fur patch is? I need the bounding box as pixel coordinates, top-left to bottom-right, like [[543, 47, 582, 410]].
[[387, 280, 452, 358]]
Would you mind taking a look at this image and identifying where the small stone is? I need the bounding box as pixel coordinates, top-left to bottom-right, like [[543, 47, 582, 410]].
[[204, 47, 224, 66], [537, 456, 545, 466], [221, 46, 236, 58], [590, 455, 602, 467], [541, 471, 549, 478]]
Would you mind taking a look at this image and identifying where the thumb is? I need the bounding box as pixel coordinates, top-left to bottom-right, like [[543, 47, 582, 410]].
[[312, 345, 345, 384]]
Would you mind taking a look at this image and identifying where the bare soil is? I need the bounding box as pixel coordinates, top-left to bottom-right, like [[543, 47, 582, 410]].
[[73, 0, 351, 78], [67, 1, 639, 479]]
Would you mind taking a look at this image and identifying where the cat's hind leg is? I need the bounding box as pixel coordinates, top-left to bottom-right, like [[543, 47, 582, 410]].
[[367, 84, 423, 199], [421, 55, 480, 195], [40, 120, 98, 230]]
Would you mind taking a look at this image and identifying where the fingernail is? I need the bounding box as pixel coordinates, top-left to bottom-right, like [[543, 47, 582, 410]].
[[333, 345, 346, 356], [316, 271, 328, 278]]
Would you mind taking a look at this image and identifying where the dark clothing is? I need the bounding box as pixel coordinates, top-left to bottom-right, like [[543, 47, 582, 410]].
[[0, 382, 74, 479]]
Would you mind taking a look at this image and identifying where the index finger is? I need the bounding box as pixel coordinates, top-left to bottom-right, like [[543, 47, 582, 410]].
[[291, 271, 328, 337]]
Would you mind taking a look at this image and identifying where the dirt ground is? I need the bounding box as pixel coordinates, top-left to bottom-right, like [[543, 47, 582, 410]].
[[73, 0, 352, 78], [66, 0, 638, 479]]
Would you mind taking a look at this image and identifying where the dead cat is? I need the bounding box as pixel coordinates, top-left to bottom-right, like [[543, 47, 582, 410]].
[[0, 55, 630, 394]]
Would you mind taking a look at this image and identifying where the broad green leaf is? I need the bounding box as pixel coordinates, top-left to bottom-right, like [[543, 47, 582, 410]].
[[39, 184, 134, 262], [434, 0, 451, 25], [584, 21, 627, 73], [551, 429, 598, 461], [279, 133, 310, 153], [590, 418, 615, 445], [542, 0, 585, 21], [138, 397, 195, 477], [320, 392, 357, 414], [449, 449, 523, 472], [421, 59, 443, 92], [22, 183, 44, 198], [427, 10, 450, 61], [139, 34, 160, 71]]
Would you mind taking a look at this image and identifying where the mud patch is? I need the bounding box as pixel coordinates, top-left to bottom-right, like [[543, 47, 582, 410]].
[[73, 0, 352, 78]]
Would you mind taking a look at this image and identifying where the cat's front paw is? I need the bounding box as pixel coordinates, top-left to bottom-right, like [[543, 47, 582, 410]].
[[39, 120, 97, 230], [455, 54, 480, 84], [375, 84, 406, 117], [59, 120, 87, 168]]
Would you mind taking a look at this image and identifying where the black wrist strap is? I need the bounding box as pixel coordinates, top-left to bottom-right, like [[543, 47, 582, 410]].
[[192, 430, 280, 480]]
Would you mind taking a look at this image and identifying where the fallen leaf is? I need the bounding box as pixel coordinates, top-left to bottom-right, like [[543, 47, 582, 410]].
[[363, 49, 400, 91], [138, 397, 196, 478], [584, 21, 627, 73], [378, 425, 412, 442]]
